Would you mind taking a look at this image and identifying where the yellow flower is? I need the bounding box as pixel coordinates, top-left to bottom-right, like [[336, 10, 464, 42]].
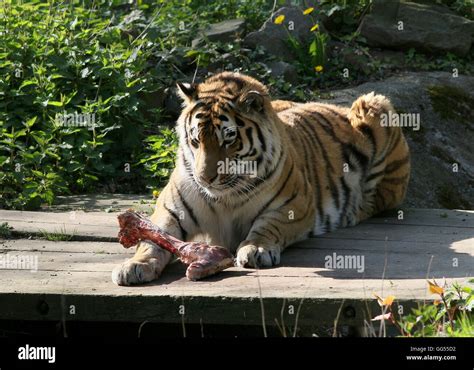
[[310, 24, 319, 32], [303, 7, 314, 15], [314, 65, 323, 72], [274, 15, 285, 25], [152, 190, 160, 198]]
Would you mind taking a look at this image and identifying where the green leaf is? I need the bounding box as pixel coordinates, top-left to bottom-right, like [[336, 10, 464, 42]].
[[126, 78, 141, 88], [309, 40, 317, 56], [24, 116, 37, 128], [185, 50, 199, 58], [47, 101, 64, 107], [19, 80, 38, 89]]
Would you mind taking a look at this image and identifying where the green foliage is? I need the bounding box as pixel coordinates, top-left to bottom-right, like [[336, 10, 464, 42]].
[[0, 222, 12, 238], [438, 0, 474, 20], [372, 281, 473, 337], [186, 0, 274, 30], [308, 32, 329, 69], [399, 281, 474, 337], [0, 2, 174, 208], [138, 127, 178, 190]]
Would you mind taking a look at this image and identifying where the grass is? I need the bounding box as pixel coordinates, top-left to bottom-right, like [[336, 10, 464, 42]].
[[0, 222, 12, 238], [39, 225, 77, 241]]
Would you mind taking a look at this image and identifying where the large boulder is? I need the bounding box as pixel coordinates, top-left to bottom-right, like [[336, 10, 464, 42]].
[[359, 1, 474, 56], [192, 19, 246, 48], [244, 7, 322, 61], [317, 72, 474, 209]]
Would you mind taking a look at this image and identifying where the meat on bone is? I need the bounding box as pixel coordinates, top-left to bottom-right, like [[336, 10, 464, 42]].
[[117, 210, 235, 280]]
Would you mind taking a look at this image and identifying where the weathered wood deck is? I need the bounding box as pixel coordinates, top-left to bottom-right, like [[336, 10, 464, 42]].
[[0, 207, 473, 336]]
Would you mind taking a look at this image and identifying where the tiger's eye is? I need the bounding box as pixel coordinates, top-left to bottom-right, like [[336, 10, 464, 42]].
[[224, 127, 237, 139]]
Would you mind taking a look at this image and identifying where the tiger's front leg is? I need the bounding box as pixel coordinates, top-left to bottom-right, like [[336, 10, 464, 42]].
[[112, 176, 195, 285], [236, 180, 315, 268]]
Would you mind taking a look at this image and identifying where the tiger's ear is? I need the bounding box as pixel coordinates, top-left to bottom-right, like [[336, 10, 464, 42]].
[[239, 90, 265, 113], [176, 82, 197, 104]]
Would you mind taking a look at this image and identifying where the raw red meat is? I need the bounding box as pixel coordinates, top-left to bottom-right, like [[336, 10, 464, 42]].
[[117, 210, 234, 280]]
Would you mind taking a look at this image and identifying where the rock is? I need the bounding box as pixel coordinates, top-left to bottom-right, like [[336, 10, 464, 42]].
[[266, 61, 298, 84], [244, 7, 323, 62], [318, 72, 474, 209], [359, 1, 474, 56], [192, 19, 246, 48]]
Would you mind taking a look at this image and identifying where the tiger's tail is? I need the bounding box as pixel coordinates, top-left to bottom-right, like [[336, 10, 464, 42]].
[[349, 92, 410, 214], [348, 91, 394, 129]]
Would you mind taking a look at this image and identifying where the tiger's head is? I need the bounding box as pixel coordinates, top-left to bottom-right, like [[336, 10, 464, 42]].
[[175, 72, 283, 200]]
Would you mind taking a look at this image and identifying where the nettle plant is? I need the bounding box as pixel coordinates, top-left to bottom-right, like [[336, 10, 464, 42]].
[[0, 2, 180, 209]]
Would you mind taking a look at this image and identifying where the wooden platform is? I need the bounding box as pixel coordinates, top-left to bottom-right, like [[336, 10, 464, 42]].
[[0, 208, 473, 336]]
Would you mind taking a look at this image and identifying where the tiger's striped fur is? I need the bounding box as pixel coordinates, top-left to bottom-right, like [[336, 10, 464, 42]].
[[112, 72, 410, 286]]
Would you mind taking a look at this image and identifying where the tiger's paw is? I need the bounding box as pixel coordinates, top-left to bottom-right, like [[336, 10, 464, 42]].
[[112, 259, 160, 286], [236, 244, 281, 268]]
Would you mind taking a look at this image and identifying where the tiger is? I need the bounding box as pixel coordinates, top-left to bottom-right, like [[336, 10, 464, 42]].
[[112, 72, 410, 286]]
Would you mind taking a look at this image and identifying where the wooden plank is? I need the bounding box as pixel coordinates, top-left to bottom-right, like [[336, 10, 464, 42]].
[[6, 222, 116, 240], [0, 290, 386, 329], [44, 194, 154, 213], [4, 237, 472, 255], [294, 236, 474, 254], [0, 210, 120, 224], [1, 268, 469, 301], [2, 209, 474, 243], [1, 239, 472, 278], [316, 223, 473, 243], [365, 209, 474, 228], [0, 269, 467, 328], [0, 239, 129, 254]]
